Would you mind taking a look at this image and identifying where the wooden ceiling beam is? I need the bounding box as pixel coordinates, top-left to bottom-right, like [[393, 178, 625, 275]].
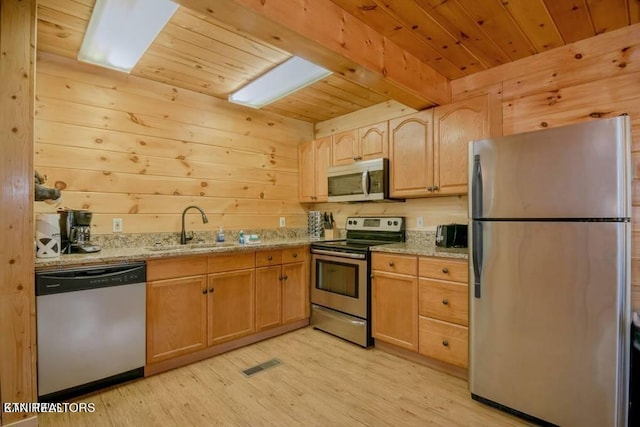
[[175, 0, 451, 109]]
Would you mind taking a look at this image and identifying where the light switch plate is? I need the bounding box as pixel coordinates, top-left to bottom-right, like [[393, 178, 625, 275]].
[[279, 217, 286, 227], [113, 218, 123, 233], [417, 216, 424, 229]]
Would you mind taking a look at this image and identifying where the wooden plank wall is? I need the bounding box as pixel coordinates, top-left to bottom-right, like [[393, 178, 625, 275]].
[[0, 0, 37, 425], [450, 23, 640, 310], [34, 53, 313, 235]]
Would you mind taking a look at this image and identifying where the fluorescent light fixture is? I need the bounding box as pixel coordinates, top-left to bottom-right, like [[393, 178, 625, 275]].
[[78, 0, 178, 73], [229, 57, 332, 108]]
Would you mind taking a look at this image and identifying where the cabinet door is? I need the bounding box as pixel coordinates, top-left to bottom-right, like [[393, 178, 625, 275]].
[[282, 262, 309, 324], [146, 275, 207, 364], [359, 122, 388, 161], [315, 136, 332, 202], [372, 271, 418, 351], [389, 110, 434, 198], [255, 266, 282, 331], [332, 129, 358, 166], [433, 95, 489, 195], [208, 269, 255, 346], [298, 140, 315, 202]]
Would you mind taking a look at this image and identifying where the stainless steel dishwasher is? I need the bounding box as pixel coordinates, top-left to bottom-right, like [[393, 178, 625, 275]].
[[36, 262, 146, 402]]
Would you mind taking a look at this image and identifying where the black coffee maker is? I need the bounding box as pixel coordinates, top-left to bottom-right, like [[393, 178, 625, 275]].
[[59, 209, 101, 253]]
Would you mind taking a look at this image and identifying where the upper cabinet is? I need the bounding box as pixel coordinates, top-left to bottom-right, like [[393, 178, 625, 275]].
[[389, 110, 434, 198], [433, 96, 491, 195], [331, 122, 389, 166], [389, 95, 493, 198], [299, 136, 332, 203]]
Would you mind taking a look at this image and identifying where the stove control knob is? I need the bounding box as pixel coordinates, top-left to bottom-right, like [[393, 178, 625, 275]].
[[387, 220, 392, 225], [393, 221, 399, 226]]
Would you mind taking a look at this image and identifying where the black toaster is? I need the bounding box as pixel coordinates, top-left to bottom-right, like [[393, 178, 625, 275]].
[[435, 224, 468, 248]]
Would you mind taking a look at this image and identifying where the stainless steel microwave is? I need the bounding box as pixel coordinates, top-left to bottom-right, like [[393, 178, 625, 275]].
[[327, 158, 390, 202]]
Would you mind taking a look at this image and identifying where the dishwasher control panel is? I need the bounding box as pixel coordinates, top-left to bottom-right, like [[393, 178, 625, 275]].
[[35, 262, 146, 295]]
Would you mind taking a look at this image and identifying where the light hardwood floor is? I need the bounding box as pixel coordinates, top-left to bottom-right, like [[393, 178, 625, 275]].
[[40, 327, 530, 426]]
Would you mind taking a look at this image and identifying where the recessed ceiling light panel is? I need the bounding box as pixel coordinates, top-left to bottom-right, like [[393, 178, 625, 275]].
[[78, 0, 178, 73], [229, 57, 332, 109]]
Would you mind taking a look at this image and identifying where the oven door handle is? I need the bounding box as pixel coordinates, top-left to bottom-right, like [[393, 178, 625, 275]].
[[361, 169, 370, 198], [311, 249, 367, 259]]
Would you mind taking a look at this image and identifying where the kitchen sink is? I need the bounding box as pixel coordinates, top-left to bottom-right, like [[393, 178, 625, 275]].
[[145, 242, 237, 252]]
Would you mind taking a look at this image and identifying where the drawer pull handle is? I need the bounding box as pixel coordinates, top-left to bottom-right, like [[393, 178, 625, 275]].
[[442, 267, 449, 274], [442, 298, 449, 305], [293, 253, 298, 258], [442, 340, 449, 347], [268, 256, 273, 261], [388, 261, 395, 267]]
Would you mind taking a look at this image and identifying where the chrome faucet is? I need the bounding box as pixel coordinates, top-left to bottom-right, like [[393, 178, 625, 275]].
[[180, 205, 209, 244]]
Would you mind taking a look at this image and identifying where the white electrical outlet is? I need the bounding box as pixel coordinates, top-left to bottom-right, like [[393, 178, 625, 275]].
[[113, 218, 123, 233], [417, 216, 424, 229], [279, 217, 286, 227]]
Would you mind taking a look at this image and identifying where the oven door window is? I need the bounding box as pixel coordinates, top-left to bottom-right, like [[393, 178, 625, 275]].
[[316, 259, 359, 298]]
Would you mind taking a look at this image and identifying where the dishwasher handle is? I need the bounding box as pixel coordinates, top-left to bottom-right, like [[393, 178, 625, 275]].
[[36, 262, 146, 295]]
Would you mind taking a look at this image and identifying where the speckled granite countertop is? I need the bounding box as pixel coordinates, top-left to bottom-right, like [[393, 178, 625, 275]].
[[35, 239, 317, 270], [371, 243, 468, 259]]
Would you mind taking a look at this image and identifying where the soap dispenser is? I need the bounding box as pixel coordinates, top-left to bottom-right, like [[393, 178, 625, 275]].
[[216, 226, 225, 242]]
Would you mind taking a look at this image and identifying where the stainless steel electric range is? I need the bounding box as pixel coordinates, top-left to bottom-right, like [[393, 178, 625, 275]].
[[310, 216, 405, 347]]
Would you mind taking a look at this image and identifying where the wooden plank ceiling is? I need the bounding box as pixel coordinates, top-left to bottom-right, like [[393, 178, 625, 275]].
[[37, 0, 640, 123]]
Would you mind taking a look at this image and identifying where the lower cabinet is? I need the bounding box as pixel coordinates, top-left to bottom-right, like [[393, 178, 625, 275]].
[[371, 252, 469, 371], [255, 247, 309, 332], [208, 268, 255, 346], [146, 257, 208, 364], [146, 247, 310, 369]]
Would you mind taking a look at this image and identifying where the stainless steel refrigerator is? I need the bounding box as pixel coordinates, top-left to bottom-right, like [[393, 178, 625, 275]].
[[468, 116, 631, 427]]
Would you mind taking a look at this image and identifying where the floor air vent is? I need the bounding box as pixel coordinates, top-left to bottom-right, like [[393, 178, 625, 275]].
[[242, 358, 282, 377]]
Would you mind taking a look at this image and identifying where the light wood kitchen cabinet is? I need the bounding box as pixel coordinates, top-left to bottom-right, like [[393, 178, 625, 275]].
[[299, 136, 332, 202], [207, 252, 256, 346], [332, 122, 388, 166], [208, 268, 255, 346], [146, 257, 208, 364], [389, 95, 492, 198], [389, 110, 434, 198], [433, 95, 491, 195], [371, 253, 418, 351], [418, 257, 469, 368], [255, 246, 309, 331]]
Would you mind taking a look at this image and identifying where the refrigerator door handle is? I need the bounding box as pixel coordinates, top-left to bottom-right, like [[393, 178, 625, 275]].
[[472, 154, 483, 219], [472, 221, 483, 298]]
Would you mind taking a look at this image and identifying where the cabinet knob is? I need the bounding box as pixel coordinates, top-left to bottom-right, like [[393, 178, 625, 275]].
[[202, 289, 208, 294], [370, 274, 375, 279], [388, 261, 395, 267], [442, 298, 449, 305], [442, 267, 449, 274], [442, 340, 449, 347], [427, 186, 433, 192], [209, 288, 214, 293], [283, 275, 288, 280], [279, 276, 283, 280], [292, 253, 298, 258], [268, 256, 273, 261], [433, 185, 439, 191]]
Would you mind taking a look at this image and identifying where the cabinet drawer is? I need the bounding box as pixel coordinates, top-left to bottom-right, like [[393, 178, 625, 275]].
[[208, 252, 255, 273], [419, 279, 468, 326], [256, 249, 282, 267], [282, 246, 308, 264], [419, 257, 468, 283], [147, 256, 207, 281], [418, 316, 468, 368], [372, 253, 417, 275]]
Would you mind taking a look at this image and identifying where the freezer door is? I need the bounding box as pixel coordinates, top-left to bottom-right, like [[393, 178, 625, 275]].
[[469, 116, 631, 219], [469, 221, 629, 427]]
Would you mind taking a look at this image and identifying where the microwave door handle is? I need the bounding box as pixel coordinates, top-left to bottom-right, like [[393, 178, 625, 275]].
[[361, 169, 370, 197]]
